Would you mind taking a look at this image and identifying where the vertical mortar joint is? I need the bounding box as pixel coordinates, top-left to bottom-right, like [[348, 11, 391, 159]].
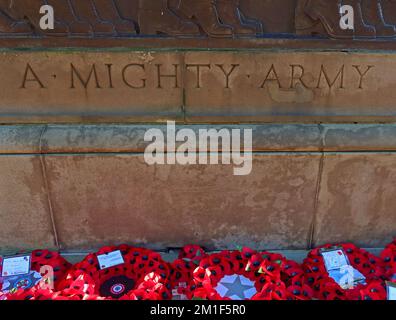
[[308, 124, 326, 249], [38, 125, 61, 251]]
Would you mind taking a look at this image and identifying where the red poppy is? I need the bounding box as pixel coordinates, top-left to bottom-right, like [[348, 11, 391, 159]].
[[178, 245, 206, 264], [30, 249, 72, 287], [56, 245, 171, 300], [189, 248, 311, 300], [169, 245, 207, 299], [303, 243, 387, 300], [356, 281, 387, 300], [381, 238, 396, 281]]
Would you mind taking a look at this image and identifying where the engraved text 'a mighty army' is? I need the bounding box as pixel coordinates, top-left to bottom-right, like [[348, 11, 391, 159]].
[[20, 62, 374, 91]]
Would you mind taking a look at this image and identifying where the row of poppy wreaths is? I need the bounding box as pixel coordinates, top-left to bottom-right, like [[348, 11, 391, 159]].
[[0, 239, 395, 300]]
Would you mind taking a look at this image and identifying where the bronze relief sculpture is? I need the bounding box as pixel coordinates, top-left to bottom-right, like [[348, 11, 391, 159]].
[[0, 0, 260, 37], [0, 0, 395, 40], [0, 0, 138, 35], [139, 0, 260, 37], [296, 0, 396, 38]]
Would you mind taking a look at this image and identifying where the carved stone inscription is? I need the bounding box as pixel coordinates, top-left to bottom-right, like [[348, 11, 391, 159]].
[[0, 51, 395, 123]]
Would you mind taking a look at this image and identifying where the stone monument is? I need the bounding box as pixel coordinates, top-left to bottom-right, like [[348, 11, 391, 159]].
[[0, 0, 394, 253]]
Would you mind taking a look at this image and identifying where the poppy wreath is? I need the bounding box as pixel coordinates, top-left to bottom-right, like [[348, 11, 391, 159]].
[[0, 249, 72, 297], [189, 247, 313, 300], [303, 243, 387, 300], [170, 245, 207, 299], [381, 238, 396, 282], [31, 249, 72, 289], [57, 245, 172, 300], [5, 274, 106, 300]]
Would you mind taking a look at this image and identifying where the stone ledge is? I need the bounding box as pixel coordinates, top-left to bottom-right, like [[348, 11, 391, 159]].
[[0, 125, 45, 154], [2, 124, 396, 154]]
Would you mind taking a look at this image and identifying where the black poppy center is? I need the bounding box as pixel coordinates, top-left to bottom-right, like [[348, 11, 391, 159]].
[[99, 275, 135, 299]]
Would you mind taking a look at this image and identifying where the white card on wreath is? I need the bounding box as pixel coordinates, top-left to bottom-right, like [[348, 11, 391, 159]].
[[1, 255, 31, 277], [328, 267, 366, 289], [97, 250, 124, 270], [387, 282, 396, 301], [322, 249, 349, 271]]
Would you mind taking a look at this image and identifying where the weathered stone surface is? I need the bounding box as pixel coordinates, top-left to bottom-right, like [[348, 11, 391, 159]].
[[5, 124, 396, 154], [41, 124, 150, 154], [323, 124, 396, 151], [43, 153, 320, 250], [40, 124, 321, 153], [0, 51, 395, 123], [185, 52, 396, 122], [0, 125, 44, 153], [0, 51, 183, 123], [0, 156, 56, 252], [315, 153, 396, 248], [0, 148, 394, 251]]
